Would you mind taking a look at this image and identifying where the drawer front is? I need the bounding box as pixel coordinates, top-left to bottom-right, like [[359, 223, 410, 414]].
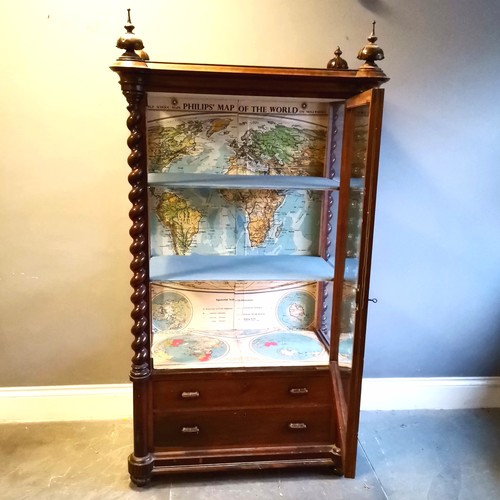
[[153, 406, 332, 449], [152, 371, 332, 410]]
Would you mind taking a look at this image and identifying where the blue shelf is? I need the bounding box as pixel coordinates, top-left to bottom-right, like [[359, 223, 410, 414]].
[[148, 173, 340, 191], [149, 255, 335, 282]]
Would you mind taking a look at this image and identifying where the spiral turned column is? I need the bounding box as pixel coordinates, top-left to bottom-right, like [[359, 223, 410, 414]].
[[123, 79, 150, 381], [120, 74, 153, 486]]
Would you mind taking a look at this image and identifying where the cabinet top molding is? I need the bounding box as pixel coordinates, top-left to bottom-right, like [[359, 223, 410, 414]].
[[111, 10, 388, 99]]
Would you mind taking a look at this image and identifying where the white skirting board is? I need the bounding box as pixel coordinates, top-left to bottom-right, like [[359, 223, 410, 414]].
[[1, 377, 500, 423], [360, 377, 500, 411], [0, 384, 133, 423]]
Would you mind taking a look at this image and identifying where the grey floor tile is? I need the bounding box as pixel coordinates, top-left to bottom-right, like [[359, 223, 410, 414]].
[[0, 420, 385, 500], [168, 446, 386, 500], [0, 421, 168, 500], [2, 411, 499, 500], [359, 409, 500, 500]]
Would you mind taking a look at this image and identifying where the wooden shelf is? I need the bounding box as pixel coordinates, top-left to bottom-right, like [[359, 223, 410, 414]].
[[149, 255, 361, 282], [150, 255, 335, 281], [148, 173, 339, 191]]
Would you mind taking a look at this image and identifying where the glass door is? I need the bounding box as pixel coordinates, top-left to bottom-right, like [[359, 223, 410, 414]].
[[330, 88, 385, 477]]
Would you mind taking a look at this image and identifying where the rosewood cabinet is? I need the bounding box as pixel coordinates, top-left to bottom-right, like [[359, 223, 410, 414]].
[[111, 13, 388, 485]]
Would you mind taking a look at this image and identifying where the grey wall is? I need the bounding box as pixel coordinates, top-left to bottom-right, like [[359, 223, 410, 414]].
[[0, 0, 499, 386], [363, 0, 500, 377]]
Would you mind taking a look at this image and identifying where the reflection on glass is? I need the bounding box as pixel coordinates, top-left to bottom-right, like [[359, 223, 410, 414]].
[[318, 280, 334, 344], [339, 333, 354, 368], [350, 107, 369, 178], [346, 190, 364, 258], [340, 285, 356, 333], [338, 284, 356, 368]]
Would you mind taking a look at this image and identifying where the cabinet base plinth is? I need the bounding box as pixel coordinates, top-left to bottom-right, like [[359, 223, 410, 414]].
[[148, 445, 343, 476]]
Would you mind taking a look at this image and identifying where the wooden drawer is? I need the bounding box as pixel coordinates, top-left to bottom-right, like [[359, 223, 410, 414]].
[[153, 406, 333, 449], [152, 371, 332, 410]]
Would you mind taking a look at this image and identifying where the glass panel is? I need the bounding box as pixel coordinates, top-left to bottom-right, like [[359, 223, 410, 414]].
[[346, 190, 364, 259], [351, 106, 369, 178], [338, 284, 356, 368], [338, 104, 370, 368]]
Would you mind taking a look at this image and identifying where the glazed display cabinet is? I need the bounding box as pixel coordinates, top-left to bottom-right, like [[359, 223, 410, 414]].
[[111, 12, 388, 485]]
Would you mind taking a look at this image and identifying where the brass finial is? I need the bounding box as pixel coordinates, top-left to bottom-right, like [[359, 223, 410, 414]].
[[357, 21, 385, 69], [116, 9, 147, 61], [327, 46, 349, 70]]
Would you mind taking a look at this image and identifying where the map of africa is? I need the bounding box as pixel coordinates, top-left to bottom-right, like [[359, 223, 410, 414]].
[[147, 96, 328, 256]]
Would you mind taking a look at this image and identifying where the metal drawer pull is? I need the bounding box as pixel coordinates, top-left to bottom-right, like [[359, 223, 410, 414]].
[[181, 426, 200, 434], [289, 387, 308, 395], [289, 422, 307, 430], [181, 391, 200, 399]]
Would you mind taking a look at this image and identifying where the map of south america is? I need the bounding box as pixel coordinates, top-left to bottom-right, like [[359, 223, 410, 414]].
[[155, 192, 202, 255]]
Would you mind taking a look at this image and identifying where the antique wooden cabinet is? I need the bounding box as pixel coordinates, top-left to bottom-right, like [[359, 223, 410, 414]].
[[111, 12, 388, 486]]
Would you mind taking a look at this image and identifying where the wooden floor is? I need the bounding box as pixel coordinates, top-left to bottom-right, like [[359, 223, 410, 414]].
[[1, 409, 499, 499]]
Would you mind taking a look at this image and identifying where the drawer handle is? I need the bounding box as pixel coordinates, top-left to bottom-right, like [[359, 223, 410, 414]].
[[289, 387, 308, 395], [289, 422, 307, 430], [181, 391, 200, 399], [181, 426, 200, 434]]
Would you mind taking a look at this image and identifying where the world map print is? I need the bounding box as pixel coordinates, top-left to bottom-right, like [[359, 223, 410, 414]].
[[146, 95, 328, 257], [150, 281, 317, 333], [276, 290, 316, 329], [151, 329, 329, 369], [249, 331, 326, 362], [146, 100, 328, 176], [152, 333, 229, 365], [150, 187, 321, 256], [150, 281, 326, 369], [151, 290, 192, 332]]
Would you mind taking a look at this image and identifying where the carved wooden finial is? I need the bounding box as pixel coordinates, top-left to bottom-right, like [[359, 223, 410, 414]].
[[116, 9, 149, 62], [357, 21, 385, 69], [327, 46, 349, 70]]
